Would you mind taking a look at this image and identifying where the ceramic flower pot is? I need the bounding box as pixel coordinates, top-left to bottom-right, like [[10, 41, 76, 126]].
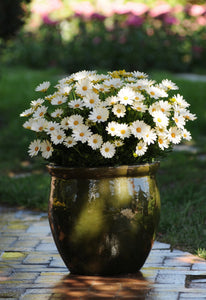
[[47, 162, 160, 275]]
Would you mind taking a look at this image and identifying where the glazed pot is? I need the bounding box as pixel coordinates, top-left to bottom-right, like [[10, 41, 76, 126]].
[[47, 162, 160, 275]]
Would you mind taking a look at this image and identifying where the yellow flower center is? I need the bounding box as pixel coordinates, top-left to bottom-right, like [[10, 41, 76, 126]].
[[68, 140, 72, 144], [150, 91, 155, 96], [80, 132, 84, 137], [123, 96, 128, 101], [175, 118, 178, 123], [82, 86, 88, 91], [157, 118, 162, 123], [75, 104, 80, 108], [74, 120, 79, 125], [35, 146, 39, 151], [105, 147, 110, 152], [39, 126, 43, 131], [138, 146, 142, 150], [136, 127, 141, 133], [97, 115, 102, 120], [161, 108, 165, 112], [90, 99, 95, 104], [58, 100, 62, 105], [111, 127, 115, 131], [93, 139, 98, 144], [159, 138, 163, 144], [57, 135, 62, 140], [121, 129, 126, 134], [117, 109, 121, 113], [46, 146, 51, 152], [50, 127, 55, 131], [39, 112, 44, 117], [171, 133, 176, 138]]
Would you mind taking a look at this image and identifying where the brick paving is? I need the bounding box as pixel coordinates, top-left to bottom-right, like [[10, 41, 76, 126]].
[[0, 206, 206, 299]]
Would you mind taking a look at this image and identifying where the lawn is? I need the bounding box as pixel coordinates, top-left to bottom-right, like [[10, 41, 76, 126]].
[[0, 66, 206, 257]]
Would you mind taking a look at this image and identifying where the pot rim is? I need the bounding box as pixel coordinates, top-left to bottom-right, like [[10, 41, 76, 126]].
[[47, 162, 160, 179]]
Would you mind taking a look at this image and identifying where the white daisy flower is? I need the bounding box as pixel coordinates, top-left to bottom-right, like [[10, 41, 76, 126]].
[[30, 98, 44, 108], [51, 95, 67, 105], [182, 129, 192, 141], [157, 135, 170, 150], [146, 86, 168, 99], [75, 78, 93, 96], [100, 141, 116, 158], [106, 121, 119, 137], [89, 107, 109, 123], [114, 139, 124, 147], [63, 136, 77, 148], [50, 129, 66, 145], [130, 120, 149, 139], [88, 134, 103, 149], [135, 141, 148, 156], [31, 118, 48, 132], [41, 140, 53, 159], [132, 71, 148, 78], [72, 124, 92, 143], [116, 123, 131, 139], [35, 81, 50, 92], [33, 105, 48, 119], [107, 96, 119, 106], [61, 117, 70, 130], [57, 85, 72, 95], [168, 127, 182, 144], [23, 119, 33, 130], [28, 139, 41, 157], [171, 94, 190, 108], [173, 112, 186, 129], [118, 87, 136, 105], [67, 114, 84, 128], [93, 83, 110, 93], [68, 99, 84, 109], [160, 79, 179, 91], [134, 92, 145, 102], [51, 108, 64, 118], [158, 100, 171, 116], [112, 104, 126, 118], [148, 103, 160, 116], [132, 79, 152, 90], [132, 102, 147, 113], [45, 121, 61, 134], [72, 70, 97, 81], [182, 110, 197, 121], [20, 108, 34, 117], [103, 78, 122, 88], [143, 129, 157, 145], [83, 92, 100, 108], [153, 111, 169, 128]]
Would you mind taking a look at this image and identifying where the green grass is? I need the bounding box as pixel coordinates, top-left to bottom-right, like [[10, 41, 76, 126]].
[[0, 66, 206, 257]]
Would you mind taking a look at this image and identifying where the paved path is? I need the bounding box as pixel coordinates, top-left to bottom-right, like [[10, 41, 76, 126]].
[[0, 206, 206, 300]]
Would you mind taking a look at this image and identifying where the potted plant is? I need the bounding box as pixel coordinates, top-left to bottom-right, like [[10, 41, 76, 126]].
[[20, 70, 196, 275]]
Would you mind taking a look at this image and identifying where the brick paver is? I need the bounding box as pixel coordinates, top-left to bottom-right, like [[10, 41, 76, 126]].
[[1, 206, 206, 299]]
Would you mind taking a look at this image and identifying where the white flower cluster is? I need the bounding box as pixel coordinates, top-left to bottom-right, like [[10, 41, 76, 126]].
[[20, 70, 196, 162]]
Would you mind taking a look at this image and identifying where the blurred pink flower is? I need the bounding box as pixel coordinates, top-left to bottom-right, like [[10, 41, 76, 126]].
[[149, 4, 171, 18], [197, 16, 206, 26], [126, 14, 144, 27], [72, 1, 95, 18], [163, 14, 178, 25], [42, 15, 59, 25], [188, 5, 206, 17], [32, 0, 62, 16], [126, 2, 148, 16]]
